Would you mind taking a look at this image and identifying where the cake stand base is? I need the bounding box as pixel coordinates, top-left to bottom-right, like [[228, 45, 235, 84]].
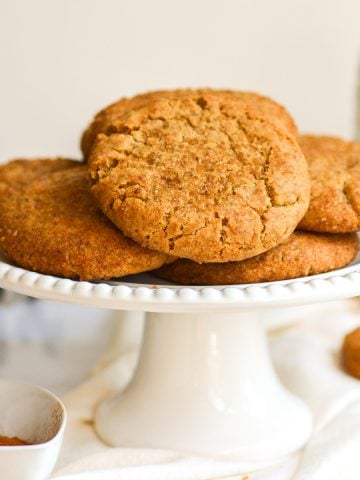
[[95, 311, 313, 461]]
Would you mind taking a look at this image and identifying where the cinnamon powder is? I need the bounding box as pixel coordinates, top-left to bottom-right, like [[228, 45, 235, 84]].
[[0, 435, 28, 446]]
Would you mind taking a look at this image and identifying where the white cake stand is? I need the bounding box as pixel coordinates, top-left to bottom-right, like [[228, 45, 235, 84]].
[[1, 254, 360, 464]]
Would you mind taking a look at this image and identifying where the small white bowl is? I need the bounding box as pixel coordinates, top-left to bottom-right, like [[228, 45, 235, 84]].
[[0, 379, 66, 480]]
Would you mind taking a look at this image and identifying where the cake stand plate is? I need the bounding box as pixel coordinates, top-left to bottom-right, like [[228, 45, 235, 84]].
[[1, 254, 360, 463]]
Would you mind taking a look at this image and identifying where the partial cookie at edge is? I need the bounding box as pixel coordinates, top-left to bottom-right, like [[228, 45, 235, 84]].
[[298, 135, 360, 233], [0, 160, 168, 280], [0, 158, 79, 196], [342, 327, 360, 379]]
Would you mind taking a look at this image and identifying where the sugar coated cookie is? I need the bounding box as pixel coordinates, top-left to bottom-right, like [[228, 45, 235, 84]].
[[88, 93, 309, 262], [0, 159, 168, 280], [81, 89, 297, 158], [155, 231, 358, 284], [0, 157, 77, 194], [299, 135, 360, 233]]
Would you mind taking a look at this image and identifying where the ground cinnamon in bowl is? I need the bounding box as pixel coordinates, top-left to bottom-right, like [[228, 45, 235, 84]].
[[0, 435, 28, 446]]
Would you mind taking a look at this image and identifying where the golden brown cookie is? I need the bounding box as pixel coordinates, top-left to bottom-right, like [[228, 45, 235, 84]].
[[0, 158, 78, 195], [81, 90, 176, 158], [155, 231, 358, 285], [88, 93, 310, 263], [0, 159, 168, 280], [81, 89, 297, 158], [342, 327, 360, 379], [298, 135, 360, 233]]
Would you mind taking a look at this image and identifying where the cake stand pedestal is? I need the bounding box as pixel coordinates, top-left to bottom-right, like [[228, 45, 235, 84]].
[[1, 256, 360, 463], [96, 310, 311, 461]]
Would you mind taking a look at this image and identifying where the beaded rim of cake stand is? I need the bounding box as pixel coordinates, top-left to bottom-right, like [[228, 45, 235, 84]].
[[1, 259, 360, 311]]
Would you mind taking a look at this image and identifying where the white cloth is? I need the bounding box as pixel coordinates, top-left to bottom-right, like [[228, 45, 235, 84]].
[[51, 301, 360, 480]]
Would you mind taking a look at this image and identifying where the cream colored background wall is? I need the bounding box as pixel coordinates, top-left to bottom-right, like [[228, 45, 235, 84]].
[[1, 0, 360, 162]]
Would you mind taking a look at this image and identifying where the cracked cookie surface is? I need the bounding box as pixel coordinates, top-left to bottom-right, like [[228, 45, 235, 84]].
[[81, 88, 298, 158], [88, 93, 310, 263], [0, 159, 168, 280], [299, 135, 360, 233], [155, 231, 358, 284]]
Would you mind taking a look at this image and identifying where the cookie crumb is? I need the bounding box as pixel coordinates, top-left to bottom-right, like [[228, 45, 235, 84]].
[[342, 327, 360, 379]]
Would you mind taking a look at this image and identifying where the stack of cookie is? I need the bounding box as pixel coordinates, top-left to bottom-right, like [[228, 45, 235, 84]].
[[0, 89, 359, 284]]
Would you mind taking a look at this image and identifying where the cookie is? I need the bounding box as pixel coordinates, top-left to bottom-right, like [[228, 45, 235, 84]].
[[342, 327, 360, 379], [88, 93, 310, 263], [81, 89, 297, 158], [0, 159, 168, 280], [81, 90, 176, 158], [155, 231, 358, 285], [0, 158, 78, 195], [298, 135, 360, 233]]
